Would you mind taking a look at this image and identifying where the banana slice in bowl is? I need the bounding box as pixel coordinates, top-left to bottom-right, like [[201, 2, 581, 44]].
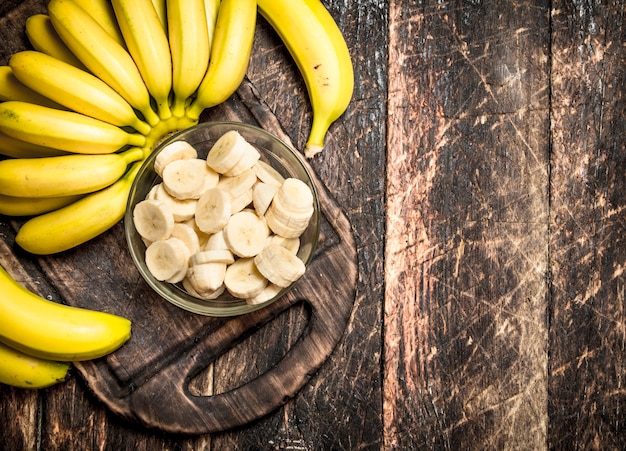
[[125, 122, 320, 317]]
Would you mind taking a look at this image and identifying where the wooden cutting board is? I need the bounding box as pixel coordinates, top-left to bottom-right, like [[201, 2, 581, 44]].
[[29, 80, 358, 434]]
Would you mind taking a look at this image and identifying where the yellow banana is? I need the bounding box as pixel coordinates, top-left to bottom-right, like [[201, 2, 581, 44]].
[[47, 0, 161, 127], [24, 14, 88, 70], [150, 0, 167, 32], [0, 101, 146, 154], [15, 161, 142, 255], [10, 51, 151, 136], [257, 0, 354, 157], [0, 131, 69, 158], [0, 147, 143, 198], [0, 265, 132, 361], [185, 0, 257, 120], [167, 0, 210, 118], [0, 341, 70, 389], [0, 66, 65, 109], [111, 0, 173, 120], [71, 0, 126, 47], [204, 0, 221, 48], [0, 193, 82, 217]]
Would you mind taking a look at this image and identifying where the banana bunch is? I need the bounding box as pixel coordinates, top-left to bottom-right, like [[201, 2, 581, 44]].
[[0, 264, 131, 389], [0, 0, 352, 255]]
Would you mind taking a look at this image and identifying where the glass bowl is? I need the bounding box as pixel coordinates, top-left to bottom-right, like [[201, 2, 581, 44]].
[[125, 122, 320, 316]]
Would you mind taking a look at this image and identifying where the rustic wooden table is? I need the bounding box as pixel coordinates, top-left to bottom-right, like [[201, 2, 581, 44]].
[[1, 0, 625, 449]]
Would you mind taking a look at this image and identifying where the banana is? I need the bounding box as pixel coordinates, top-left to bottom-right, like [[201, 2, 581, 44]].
[[0, 341, 70, 389], [133, 198, 175, 242], [256, 0, 354, 157], [154, 183, 197, 222], [224, 257, 268, 299], [251, 160, 285, 188], [204, 0, 221, 48], [71, 0, 126, 47], [111, 0, 173, 120], [206, 129, 258, 174], [150, 0, 167, 31], [182, 276, 225, 300], [246, 283, 282, 305], [0, 194, 83, 217], [185, 0, 257, 120], [216, 169, 257, 198], [252, 181, 278, 216], [0, 147, 143, 198], [154, 140, 198, 176], [0, 131, 69, 158], [10, 51, 152, 136], [264, 178, 314, 238], [166, 0, 210, 117], [191, 249, 234, 266], [194, 188, 232, 234], [162, 158, 216, 200], [187, 261, 226, 292], [171, 222, 201, 255], [24, 14, 87, 70], [0, 264, 132, 361], [15, 161, 142, 255], [145, 237, 190, 283], [0, 66, 65, 109], [254, 243, 305, 288], [47, 0, 161, 127], [223, 209, 270, 258], [0, 101, 146, 154]]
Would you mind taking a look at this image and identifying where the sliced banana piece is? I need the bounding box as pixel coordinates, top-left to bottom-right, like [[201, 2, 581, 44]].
[[133, 198, 175, 242], [145, 237, 190, 282], [191, 249, 235, 265], [230, 188, 253, 214], [217, 168, 257, 198], [254, 244, 305, 288], [265, 234, 300, 254], [154, 140, 198, 176], [275, 178, 314, 213], [204, 229, 228, 250], [252, 181, 278, 216], [246, 283, 283, 306], [154, 183, 198, 222], [183, 277, 225, 300], [252, 160, 285, 188], [206, 130, 253, 174], [171, 222, 201, 255], [223, 210, 270, 258], [195, 188, 231, 234], [186, 262, 227, 292], [162, 158, 217, 200], [224, 257, 268, 299], [223, 142, 260, 177]]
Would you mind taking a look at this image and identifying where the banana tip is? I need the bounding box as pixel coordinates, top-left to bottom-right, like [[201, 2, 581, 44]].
[[304, 144, 323, 159]]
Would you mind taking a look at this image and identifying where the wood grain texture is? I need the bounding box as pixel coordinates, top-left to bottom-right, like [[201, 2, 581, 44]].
[[549, 0, 626, 448], [385, 1, 550, 449]]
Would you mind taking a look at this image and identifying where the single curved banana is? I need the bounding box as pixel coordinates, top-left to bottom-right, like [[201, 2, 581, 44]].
[[257, 0, 354, 157], [0, 147, 143, 198], [0, 131, 69, 158], [167, 0, 210, 118], [71, 0, 126, 47], [0, 101, 146, 154], [0, 193, 83, 217], [0, 265, 132, 361], [150, 0, 167, 31], [0, 341, 70, 389], [10, 51, 152, 136], [0, 66, 64, 109], [24, 14, 87, 70], [47, 0, 161, 127], [16, 161, 142, 255], [204, 0, 221, 48], [185, 0, 257, 120], [111, 0, 173, 120]]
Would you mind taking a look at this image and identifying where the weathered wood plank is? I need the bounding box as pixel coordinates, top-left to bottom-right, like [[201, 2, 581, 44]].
[[549, 1, 626, 448], [385, 1, 551, 448]]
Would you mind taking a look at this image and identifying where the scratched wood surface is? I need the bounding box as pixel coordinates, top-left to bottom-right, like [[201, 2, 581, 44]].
[[1, 0, 625, 450]]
